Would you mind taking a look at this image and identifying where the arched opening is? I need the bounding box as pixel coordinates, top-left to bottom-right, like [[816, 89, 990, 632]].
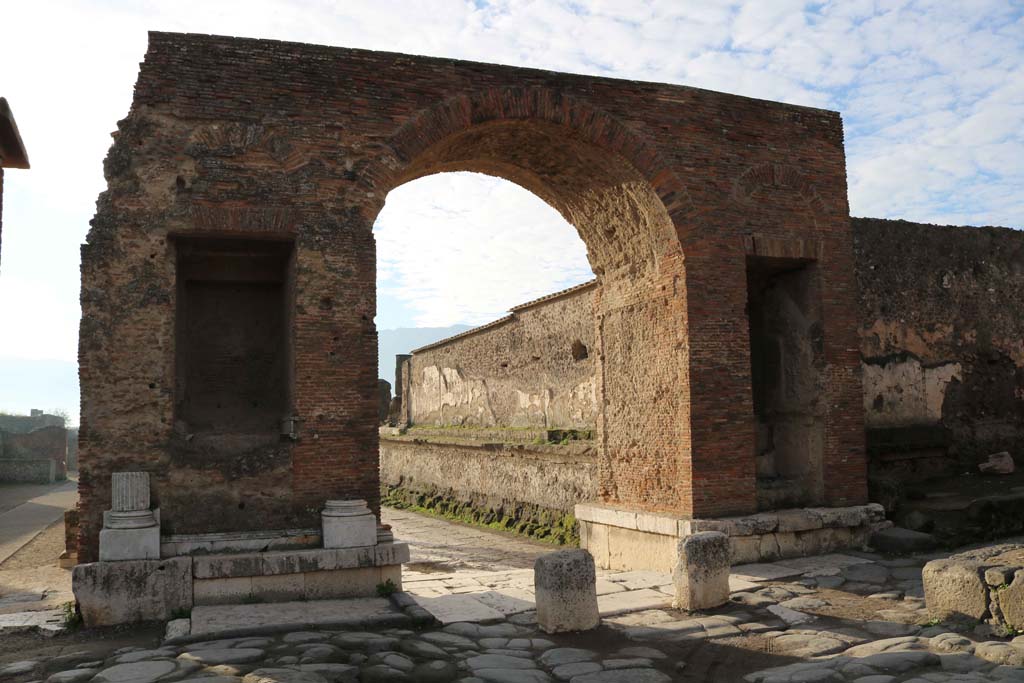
[[374, 170, 595, 429], [373, 113, 692, 521]]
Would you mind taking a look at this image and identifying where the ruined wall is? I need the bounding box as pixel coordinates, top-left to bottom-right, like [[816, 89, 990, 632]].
[[407, 282, 597, 430], [0, 458, 55, 483], [0, 412, 65, 433], [853, 217, 1024, 474], [0, 425, 68, 479], [380, 435, 596, 542], [78, 32, 860, 562]]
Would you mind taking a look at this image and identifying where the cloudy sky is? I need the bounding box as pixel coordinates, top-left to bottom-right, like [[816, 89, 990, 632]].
[[0, 0, 1021, 421]]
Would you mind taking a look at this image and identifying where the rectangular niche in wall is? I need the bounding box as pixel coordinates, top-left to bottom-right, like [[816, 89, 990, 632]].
[[746, 255, 825, 510], [174, 237, 293, 439]]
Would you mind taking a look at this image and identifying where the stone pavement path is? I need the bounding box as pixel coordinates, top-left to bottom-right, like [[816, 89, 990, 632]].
[[0, 479, 76, 565], [3, 509, 1023, 681], [4, 621, 683, 683], [382, 508, 553, 571]]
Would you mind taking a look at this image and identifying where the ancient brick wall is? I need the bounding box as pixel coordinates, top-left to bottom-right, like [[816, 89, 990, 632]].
[[406, 282, 597, 430], [78, 32, 861, 560], [853, 217, 1024, 475]]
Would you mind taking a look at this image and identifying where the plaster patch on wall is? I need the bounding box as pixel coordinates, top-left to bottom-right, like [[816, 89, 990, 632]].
[[863, 355, 961, 427], [412, 364, 496, 426]]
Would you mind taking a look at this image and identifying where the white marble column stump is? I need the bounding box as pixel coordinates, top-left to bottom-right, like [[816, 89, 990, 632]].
[[111, 472, 151, 511], [99, 472, 160, 561], [321, 500, 377, 549]]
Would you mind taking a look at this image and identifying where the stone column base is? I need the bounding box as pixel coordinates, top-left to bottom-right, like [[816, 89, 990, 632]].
[[99, 526, 160, 561], [576, 503, 885, 572]]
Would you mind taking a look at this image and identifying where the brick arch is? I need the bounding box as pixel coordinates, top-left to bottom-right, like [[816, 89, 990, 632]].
[[733, 162, 829, 216], [383, 86, 698, 234], [371, 88, 696, 282]]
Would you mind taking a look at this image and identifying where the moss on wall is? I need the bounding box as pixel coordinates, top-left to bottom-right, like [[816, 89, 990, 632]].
[[382, 483, 579, 546]]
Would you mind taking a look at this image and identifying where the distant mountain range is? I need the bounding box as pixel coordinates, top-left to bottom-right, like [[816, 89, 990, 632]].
[[378, 325, 471, 385]]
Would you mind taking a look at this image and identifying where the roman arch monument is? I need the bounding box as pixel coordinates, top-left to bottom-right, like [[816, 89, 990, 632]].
[[74, 32, 871, 618]]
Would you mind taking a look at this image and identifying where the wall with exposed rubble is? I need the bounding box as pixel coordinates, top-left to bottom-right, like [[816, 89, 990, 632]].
[[405, 282, 598, 431], [380, 435, 596, 543], [853, 217, 1024, 476]]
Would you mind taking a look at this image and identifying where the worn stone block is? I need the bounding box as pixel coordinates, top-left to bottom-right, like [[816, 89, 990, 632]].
[[193, 576, 254, 605], [303, 567, 383, 600], [73, 557, 192, 627], [606, 525, 677, 573], [808, 506, 866, 528], [673, 531, 730, 611], [98, 525, 160, 561], [534, 549, 599, 633], [634, 510, 677, 536], [776, 509, 822, 533], [993, 569, 1024, 630], [580, 520, 610, 570], [729, 535, 761, 565], [923, 559, 989, 623], [575, 504, 638, 531], [251, 573, 306, 602]]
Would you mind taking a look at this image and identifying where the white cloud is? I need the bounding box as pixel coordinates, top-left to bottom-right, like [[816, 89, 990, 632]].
[[0, 0, 1019, 395], [375, 173, 592, 328]]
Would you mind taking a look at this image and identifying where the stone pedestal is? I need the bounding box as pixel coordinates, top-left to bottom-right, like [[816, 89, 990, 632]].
[[99, 472, 160, 561], [322, 500, 377, 549], [673, 531, 730, 611], [534, 549, 599, 634]]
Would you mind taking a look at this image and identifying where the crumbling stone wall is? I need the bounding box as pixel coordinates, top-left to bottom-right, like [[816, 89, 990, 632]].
[[78, 32, 861, 561], [405, 281, 597, 430], [0, 411, 65, 433], [380, 435, 595, 543], [853, 217, 1024, 476], [0, 426, 68, 480]]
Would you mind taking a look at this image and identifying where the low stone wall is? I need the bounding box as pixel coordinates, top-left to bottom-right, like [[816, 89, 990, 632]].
[[73, 543, 410, 626], [0, 426, 67, 479], [0, 457, 56, 483], [577, 503, 886, 572], [380, 436, 597, 544], [923, 543, 1024, 635]]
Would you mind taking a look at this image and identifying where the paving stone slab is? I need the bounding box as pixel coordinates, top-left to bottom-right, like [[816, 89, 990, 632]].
[[470, 588, 536, 616], [414, 595, 506, 625], [190, 598, 401, 636], [467, 654, 537, 670], [596, 589, 671, 616], [93, 660, 180, 683], [730, 563, 805, 582]]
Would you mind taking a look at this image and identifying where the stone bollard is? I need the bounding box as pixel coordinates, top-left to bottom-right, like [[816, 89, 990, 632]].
[[534, 549, 599, 634], [673, 531, 730, 610]]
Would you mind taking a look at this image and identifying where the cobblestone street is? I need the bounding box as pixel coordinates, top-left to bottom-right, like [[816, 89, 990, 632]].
[[381, 509, 552, 572], [2, 511, 1024, 682]]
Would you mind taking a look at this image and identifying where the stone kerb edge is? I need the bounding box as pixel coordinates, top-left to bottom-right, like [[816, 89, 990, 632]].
[[575, 502, 882, 540]]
